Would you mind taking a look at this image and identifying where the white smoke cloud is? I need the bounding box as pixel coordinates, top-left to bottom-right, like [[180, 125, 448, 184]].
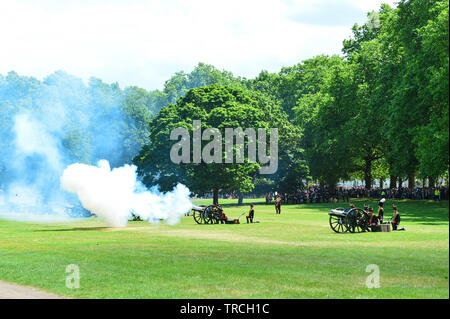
[[13, 112, 63, 172], [0, 111, 70, 221], [0, 72, 192, 225], [60, 160, 193, 227]]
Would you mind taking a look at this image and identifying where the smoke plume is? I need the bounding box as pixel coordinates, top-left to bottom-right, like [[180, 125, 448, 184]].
[[0, 71, 192, 225], [61, 160, 192, 227]]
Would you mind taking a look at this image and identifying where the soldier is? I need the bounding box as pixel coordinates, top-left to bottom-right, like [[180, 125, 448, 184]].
[[391, 205, 404, 230], [246, 204, 255, 223], [368, 207, 378, 228], [275, 195, 282, 214], [344, 203, 355, 213], [378, 198, 385, 224], [219, 209, 228, 224]]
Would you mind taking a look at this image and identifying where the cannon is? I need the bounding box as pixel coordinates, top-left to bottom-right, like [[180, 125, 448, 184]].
[[328, 207, 370, 233], [191, 204, 240, 224], [191, 204, 222, 224]]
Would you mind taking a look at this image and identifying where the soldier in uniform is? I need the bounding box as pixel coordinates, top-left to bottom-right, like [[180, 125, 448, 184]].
[[391, 205, 404, 230], [246, 204, 255, 223], [377, 198, 385, 224], [275, 195, 282, 214], [368, 207, 378, 229]]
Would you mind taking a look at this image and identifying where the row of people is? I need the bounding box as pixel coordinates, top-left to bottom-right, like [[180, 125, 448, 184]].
[[265, 186, 448, 205], [365, 199, 403, 231]]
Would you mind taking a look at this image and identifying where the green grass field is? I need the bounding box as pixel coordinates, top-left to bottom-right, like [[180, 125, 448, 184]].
[[0, 199, 448, 298]]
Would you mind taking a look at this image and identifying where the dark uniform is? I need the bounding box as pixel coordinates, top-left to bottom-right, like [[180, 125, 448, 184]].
[[391, 206, 401, 230], [377, 200, 384, 224], [246, 206, 254, 223], [275, 196, 282, 214], [368, 208, 378, 228]]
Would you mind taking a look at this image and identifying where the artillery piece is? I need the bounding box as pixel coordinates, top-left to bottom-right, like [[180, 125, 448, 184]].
[[191, 204, 223, 224], [328, 207, 370, 233], [190, 204, 240, 224]]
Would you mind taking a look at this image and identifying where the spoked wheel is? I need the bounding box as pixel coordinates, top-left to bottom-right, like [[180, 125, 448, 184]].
[[193, 210, 203, 224], [345, 208, 369, 233], [329, 215, 347, 233], [203, 205, 223, 224], [201, 208, 212, 224], [359, 210, 370, 232]]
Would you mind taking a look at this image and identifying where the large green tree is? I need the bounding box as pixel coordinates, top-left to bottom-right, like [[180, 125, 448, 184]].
[[378, 0, 449, 186], [134, 85, 307, 204], [163, 63, 246, 104]]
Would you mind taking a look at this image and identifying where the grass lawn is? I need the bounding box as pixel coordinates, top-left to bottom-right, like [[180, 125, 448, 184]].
[[0, 198, 448, 298]]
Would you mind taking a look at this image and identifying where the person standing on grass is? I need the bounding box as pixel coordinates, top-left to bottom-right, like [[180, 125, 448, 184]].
[[434, 188, 440, 201], [275, 195, 282, 214], [378, 198, 385, 224], [246, 204, 255, 223]]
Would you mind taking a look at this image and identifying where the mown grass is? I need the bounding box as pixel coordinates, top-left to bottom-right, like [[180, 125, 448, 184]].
[[0, 198, 448, 298]]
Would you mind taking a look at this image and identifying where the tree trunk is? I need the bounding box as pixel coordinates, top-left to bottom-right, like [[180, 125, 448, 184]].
[[329, 183, 337, 193], [428, 177, 435, 188], [390, 175, 397, 189], [213, 188, 219, 205], [408, 173, 415, 191], [238, 193, 244, 206], [379, 178, 384, 188], [319, 180, 325, 189], [364, 158, 372, 189], [398, 177, 403, 188]]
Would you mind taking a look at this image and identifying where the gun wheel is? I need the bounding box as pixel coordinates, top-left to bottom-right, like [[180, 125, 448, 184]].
[[329, 215, 347, 233], [345, 208, 369, 233], [192, 210, 203, 224], [203, 205, 223, 224]]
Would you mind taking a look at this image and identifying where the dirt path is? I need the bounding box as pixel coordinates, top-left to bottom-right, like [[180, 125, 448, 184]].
[[0, 280, 64, 299]]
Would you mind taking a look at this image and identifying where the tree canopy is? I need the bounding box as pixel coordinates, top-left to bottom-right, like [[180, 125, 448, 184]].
[[133, 85, 308, 204], [1, 0, 448, 200]]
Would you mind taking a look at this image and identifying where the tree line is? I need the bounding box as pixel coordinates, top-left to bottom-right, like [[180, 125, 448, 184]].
[[135, 0, 448, 203], [1, 0, 448, 204]]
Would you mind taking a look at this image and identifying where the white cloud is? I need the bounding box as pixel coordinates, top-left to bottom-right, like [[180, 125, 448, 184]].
[[0, 0, 397, 90]]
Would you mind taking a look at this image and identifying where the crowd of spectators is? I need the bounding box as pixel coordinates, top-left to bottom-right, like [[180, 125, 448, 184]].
[[265, 186, 449, 205]]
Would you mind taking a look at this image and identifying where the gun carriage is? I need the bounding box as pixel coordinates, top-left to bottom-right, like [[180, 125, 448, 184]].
[[328, 207, 370, 233], [191, 204, 241, 224]]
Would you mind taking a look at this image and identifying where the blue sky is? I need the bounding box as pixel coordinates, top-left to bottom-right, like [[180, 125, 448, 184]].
[[0, 0, 397, 90]]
